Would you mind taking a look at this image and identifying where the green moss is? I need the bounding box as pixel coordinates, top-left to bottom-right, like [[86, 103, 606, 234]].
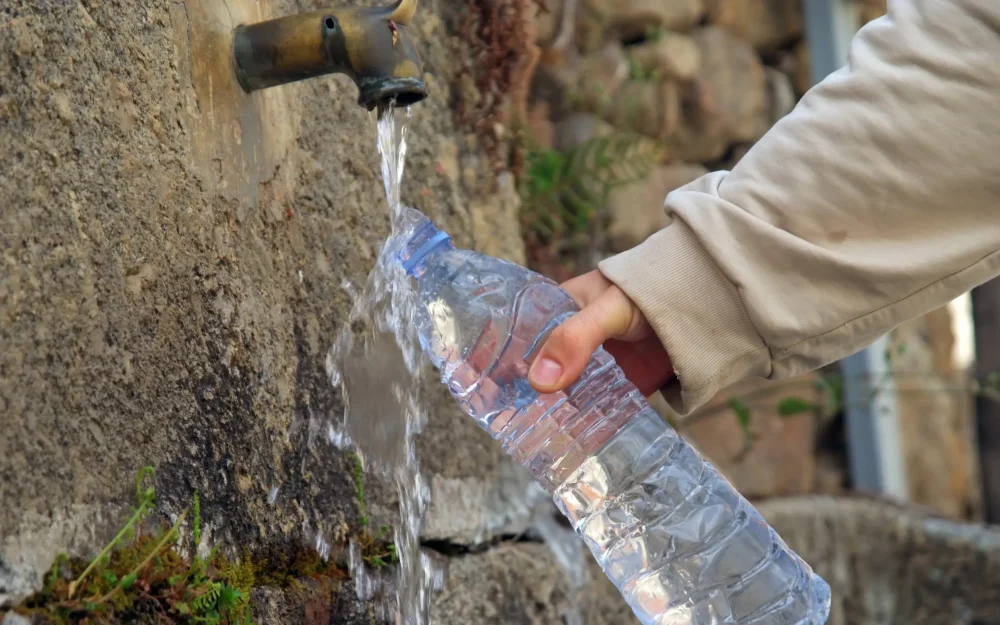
[[239, 546, 347, 589], [3, 461, 404, 625], [3, 468, 351, 625]]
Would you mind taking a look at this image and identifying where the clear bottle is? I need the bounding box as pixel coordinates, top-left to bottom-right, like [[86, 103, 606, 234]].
[[395, 209, 831, 625]]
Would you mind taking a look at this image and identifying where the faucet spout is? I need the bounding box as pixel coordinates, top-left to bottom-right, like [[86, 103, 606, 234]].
[[232, 0, 426, 110]]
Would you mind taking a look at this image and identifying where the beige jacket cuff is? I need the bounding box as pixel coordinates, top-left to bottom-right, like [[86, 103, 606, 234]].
[[598, 219, 770, 416]]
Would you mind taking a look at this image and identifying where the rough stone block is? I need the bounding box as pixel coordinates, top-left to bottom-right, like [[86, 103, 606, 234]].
[[758, 496, 1000, 625]]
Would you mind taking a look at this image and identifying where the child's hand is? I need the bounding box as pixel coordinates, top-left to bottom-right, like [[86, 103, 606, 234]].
[[528, 270, 674, 396]]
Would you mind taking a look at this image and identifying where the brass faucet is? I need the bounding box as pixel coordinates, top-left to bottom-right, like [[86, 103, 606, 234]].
[[231, 0, 426, 110]]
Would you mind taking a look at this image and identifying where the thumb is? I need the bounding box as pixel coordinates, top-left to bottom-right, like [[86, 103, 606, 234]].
[[528, 286, 639, 393]]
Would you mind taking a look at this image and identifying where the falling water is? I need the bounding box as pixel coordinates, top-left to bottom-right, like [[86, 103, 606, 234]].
[[324, 101, 440, 625]]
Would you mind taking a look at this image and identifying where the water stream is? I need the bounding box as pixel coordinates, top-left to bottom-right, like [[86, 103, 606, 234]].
[[324, 102, 439, 625], [322, 101, 588, 625]]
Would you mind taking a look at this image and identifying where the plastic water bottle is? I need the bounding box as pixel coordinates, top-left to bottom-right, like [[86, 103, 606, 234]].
[[395, 209, 831, 625]]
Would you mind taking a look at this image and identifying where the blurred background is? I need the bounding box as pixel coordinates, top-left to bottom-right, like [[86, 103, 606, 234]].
[[507, 0, 992, 524], [492, 0, 1000, 618]]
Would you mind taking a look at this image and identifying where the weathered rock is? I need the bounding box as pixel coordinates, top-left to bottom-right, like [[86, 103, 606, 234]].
[[248, 526, 635, 625], [606, 163, 708, 251], [628, 33, 702, 82], [1, 612, 32, 625], [780, 40, 814, 97], [813, 451, 848, 495], [422, 456, 547, 544], [530, 55, 580, 120], [605, 80, 659, 137], [669, 26, 767, 163], [524, 101, 556, 151], [252, 579, 377, 625], [586, 0, 705, 38], [435, 496, 1000, 625], [764, 66, 798, 128], [714, 66, 796, 169], [758, 496, 1000, 625], [592, 78, 678, 141], [572, 42, 630, 113], [0, 0, 524, 614], [553, 113, 616, 152], [660, 81, 683, 139], [680, 374, 820, 498], [431, 541, 634, 625], [704, 0, 803, 50]]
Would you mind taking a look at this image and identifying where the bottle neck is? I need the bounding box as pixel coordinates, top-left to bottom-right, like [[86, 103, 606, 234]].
[[397, 217, 454, 277]]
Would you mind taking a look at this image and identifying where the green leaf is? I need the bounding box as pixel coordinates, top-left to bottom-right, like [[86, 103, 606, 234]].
[[119, 573, 137, 590], [729, 398, 752, 435], [135, 466, 156, 508], [729, 398, 757, 461], [777, 397, 816, 417], [176, 602, 191, 615], [218, 585, 243, 613], [645, 25, 668, 42]]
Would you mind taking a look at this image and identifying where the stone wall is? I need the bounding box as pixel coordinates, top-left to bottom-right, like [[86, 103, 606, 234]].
[[0, 0, 540, 620], [760, 496, 1000, 625]]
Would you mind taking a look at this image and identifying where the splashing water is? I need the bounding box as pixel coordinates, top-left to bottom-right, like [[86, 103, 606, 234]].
[[324, 102, 438, 625]]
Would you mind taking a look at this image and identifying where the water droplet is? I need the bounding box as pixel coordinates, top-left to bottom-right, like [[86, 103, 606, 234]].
[[315, 533, 331, 562], [327, 425, 352, 449]]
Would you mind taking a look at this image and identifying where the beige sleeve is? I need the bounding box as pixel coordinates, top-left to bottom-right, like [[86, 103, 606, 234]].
[[599, 0, 1000, 415]]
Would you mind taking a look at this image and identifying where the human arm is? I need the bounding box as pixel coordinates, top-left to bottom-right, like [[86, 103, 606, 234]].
[[530, 0, 1000, 415]]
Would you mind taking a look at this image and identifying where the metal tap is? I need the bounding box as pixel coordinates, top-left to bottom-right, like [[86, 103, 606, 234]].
[[231, 0, 426, 110]]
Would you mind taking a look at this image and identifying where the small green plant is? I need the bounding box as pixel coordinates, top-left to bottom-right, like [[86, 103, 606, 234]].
[[644, 25, 668, 43], [9, 468, 256, 625], [728, 398, 756, 461], [520, 132, 663, 245], [627, 51, 661, 82], [361, 526, 398, 569], [349, 453, 368, 528], [347, 453, 398, 569]]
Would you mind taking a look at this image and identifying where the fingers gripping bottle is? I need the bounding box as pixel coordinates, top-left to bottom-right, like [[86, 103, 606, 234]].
[[395, 208, 831, 625]]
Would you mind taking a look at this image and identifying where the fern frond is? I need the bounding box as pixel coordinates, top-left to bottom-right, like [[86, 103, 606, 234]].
[[520, 132, 661, 242], [191, 581, 222, 614]]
